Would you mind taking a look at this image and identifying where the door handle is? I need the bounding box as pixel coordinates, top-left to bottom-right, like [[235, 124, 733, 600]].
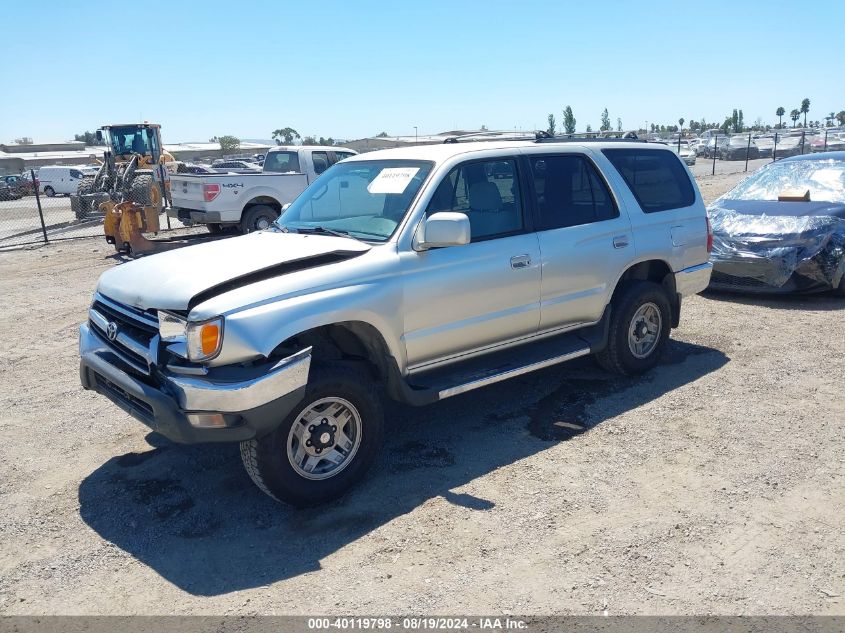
[[612, 235, 630, 249], [510, 254, 531, 269]]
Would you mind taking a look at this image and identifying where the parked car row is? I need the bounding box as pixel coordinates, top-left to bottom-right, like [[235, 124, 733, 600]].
[[684, 129, 845, 161]]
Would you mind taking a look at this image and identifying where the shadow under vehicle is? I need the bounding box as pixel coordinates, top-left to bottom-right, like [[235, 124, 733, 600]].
[[79, 341, 727, 596]]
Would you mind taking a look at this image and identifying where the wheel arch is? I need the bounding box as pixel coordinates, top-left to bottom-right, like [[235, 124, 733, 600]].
[[242, 194, 282, 215], [268, 320, 403, 397], [612, 259, 680, 327]]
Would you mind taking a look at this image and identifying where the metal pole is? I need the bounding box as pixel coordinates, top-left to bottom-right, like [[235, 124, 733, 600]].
[[159, 164, 171, 229], [800, 130, 806, 155], [32, 169, 48, 244], [773, 132, 778, 162], [712, 133, 717, 176], [824, 129, 828, 151], [745, 133, 751, 172]]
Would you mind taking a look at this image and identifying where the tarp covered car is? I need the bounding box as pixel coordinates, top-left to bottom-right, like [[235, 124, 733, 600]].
[[708, 153, 845, 294]]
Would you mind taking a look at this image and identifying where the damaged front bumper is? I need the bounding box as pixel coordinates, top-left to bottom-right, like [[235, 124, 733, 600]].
[[79, 323, 310, 443]]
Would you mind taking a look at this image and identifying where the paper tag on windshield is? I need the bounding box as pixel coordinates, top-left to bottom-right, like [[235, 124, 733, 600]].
[[367, 167, 420, 194]]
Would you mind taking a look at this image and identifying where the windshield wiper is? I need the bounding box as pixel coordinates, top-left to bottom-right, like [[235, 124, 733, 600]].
[[289, 226, 360, 240]]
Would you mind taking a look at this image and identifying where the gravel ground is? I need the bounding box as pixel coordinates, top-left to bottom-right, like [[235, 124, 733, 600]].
[[0, 169, 842, 615]]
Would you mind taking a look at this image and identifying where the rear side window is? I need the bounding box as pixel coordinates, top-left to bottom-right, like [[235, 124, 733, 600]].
[[312, 151, 330, 174], [529, 154, 618, 230], [603, 148, 695, 212]]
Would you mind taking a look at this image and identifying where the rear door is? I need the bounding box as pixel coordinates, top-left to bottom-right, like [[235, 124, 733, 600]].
[[525, 151, 634, 330], [602, 147, 706, 272]]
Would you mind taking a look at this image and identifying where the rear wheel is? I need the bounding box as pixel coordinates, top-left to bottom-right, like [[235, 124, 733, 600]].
[[44, 186, 55, 197], [596, 281, 672, 375], [72, 176, 96, 219], [240, 204, 278, 233], [240, 363, 384, 506]]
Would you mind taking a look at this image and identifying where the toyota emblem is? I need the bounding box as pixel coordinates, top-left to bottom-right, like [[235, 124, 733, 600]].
[[106, 321, 118, 341]]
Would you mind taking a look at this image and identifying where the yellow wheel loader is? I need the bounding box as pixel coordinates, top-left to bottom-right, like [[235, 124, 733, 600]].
[[71, 123, 194, 256]]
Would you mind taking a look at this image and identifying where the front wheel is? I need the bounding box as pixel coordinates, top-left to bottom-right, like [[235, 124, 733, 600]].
[[596, 281, 672, 376], [240, 363, 384, 506]]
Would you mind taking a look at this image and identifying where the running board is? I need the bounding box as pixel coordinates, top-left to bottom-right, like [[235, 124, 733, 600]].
[[437, 347, 591, 399], [408, 333, 592, 403]]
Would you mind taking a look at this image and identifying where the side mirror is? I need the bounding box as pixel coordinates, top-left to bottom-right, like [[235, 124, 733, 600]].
[[415, 212, 471, 250]]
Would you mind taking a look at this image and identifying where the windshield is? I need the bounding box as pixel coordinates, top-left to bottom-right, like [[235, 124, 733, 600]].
[[721, 159, 845, 203], [106, 126, 158, 156], [276, 159, 434, 242]]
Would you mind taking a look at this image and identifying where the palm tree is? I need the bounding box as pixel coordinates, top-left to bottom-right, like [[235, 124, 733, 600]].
[[838, 111, 845, 127], [790, 109, 800, 127], [800, 98, 810, 127], [776, 107, 785, 129]]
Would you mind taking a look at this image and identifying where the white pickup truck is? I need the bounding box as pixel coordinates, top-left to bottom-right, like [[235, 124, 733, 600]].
[[168, 145, 357, 233]]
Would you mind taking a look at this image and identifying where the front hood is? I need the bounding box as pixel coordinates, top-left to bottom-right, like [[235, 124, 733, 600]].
[[97, 231, 370, 312]]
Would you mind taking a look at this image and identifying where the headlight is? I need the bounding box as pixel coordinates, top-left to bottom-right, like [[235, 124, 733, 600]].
[[186, 317, 224, 361], [158, 311, 187, 342], [159, 312, 223, 362]]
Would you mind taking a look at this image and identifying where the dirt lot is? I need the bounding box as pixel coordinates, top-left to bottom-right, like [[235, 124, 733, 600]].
[[0, 169, 842, 615]]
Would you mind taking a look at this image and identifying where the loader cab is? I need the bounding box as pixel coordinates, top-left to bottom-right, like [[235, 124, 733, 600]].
[[97, 125, 162, 163]]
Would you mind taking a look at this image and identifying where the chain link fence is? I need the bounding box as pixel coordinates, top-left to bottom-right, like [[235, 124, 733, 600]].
[[0, 169, 190, 249], [678, 127, 845, 179]]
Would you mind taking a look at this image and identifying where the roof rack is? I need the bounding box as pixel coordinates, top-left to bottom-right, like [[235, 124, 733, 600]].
[[442, 130, 644, 144]]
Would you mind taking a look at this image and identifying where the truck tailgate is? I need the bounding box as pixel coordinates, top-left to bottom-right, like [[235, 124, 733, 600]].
[[171, 175, 208, 209]]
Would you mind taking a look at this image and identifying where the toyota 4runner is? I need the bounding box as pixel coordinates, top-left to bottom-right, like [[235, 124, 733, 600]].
[[79, 138, 713, 506]]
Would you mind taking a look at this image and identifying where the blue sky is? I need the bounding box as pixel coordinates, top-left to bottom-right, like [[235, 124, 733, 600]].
[[1, 0, 841, 143]]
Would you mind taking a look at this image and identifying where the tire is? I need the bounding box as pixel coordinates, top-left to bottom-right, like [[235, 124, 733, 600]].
[[240, 363, 384, 507], [240, 204, 278, 233], [44, 186, 55, 197], [595, 280, 672, 376], [207, 223, 225, 234], [128, 174, 161, 209], [72, 176, 96, 219]]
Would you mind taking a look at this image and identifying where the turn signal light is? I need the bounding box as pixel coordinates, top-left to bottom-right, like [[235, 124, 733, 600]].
[[186, 316, 224, 361], [200, 323, 220, 355]]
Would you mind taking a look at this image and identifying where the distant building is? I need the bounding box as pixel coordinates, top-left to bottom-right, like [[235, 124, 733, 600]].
[[0, 141, 100, 175], [343, 130, 488, 153]]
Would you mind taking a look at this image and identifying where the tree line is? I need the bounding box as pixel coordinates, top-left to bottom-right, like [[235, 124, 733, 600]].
[[545, 98, 845, 136]]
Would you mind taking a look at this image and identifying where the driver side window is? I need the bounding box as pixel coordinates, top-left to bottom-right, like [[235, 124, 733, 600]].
[[425, 159, 523, 241]]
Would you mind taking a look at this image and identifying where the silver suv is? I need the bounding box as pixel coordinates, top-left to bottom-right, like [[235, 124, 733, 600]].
[[79, 139, 713, 505]]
